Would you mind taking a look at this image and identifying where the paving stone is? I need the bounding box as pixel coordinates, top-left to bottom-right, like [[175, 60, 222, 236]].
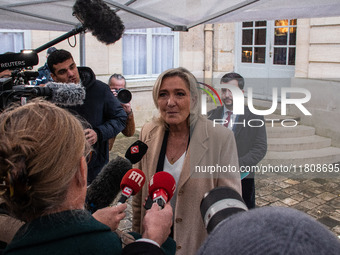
[[255, 198, 270, 207], [261, 195, 281, 203], [317, 192, 338, 201], [307, 208, 328, 219], [284, 179, 300, 185], [290, 194, 307, 202], [318, 216, 340, 229], [282, 188, 300, 195], [332, 225, 340, 235], [271, 190, 290, 200], [282, 198, 299, 206], [269, 201, 289, 207], [299, 201, 318, 210], [307, 197, 327, 206], [274, 182, 292, 189]]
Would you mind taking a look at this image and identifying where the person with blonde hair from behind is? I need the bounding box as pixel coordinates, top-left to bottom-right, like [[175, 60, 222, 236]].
[[0, 100, 173, 255]]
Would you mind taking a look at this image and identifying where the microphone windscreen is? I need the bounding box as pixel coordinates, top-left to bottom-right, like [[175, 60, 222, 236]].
[[86, 156, 132, 213], [73, 0, 125, 45], [125, 140, 148, 164], [0, 52, 39, 72], [148, 172, 176, 201], [120, 169, 146, 195], [45, 82, 86, 106]]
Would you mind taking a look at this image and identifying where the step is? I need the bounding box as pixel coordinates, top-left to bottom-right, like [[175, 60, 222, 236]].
[[266, 125, 316, 138], [268, 135, 331, 152], [260, 147, 340, 166]]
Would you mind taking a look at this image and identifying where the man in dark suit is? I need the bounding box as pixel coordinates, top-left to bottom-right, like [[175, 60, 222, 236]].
[[208, 72, 267, 209]]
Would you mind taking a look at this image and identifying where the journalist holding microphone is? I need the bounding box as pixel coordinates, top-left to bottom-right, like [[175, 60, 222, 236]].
[[132, 67, 241, 255], [0, 100, 173, 255]]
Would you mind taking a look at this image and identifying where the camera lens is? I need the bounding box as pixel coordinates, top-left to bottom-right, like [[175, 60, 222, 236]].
[[200, 186, 248, 233], [117, 88, 132, 104]]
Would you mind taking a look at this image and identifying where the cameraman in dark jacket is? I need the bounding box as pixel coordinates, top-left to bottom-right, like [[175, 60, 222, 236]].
[[48, 49, 127, 184]]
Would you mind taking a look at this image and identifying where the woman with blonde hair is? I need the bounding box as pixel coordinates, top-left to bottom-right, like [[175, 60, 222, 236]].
[[0, 100, 173, 255], [132, 67, 241, 255]]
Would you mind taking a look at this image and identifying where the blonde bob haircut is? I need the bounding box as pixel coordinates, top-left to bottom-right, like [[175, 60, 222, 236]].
[[152, 67, 201, 129], [0, 99, 90, 222]]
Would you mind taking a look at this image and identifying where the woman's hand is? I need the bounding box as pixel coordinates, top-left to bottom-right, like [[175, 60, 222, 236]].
[[92, 203, 127, 231]]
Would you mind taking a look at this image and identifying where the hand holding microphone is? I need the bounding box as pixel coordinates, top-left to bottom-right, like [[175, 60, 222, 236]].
[[142, 203, 173, 246], [147, 172, 176, 208], [118, 168, 146, 204]]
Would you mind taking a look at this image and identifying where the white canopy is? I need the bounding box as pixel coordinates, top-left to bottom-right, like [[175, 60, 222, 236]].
[[1, 0, 340, 32]]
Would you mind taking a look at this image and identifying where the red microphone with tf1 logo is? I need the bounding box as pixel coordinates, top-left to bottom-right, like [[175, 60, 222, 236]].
[[148, 172, 176, 208], [118, 168, 146, 204]]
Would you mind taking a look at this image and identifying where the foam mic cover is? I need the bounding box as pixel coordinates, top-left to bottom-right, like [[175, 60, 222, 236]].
[[86, 156, 132, 213], [73, 0, 125, 45], [125, 140, 148, 164], [0, 51, 39, 72], [148, 172, 176, 208], [10, 82, 86, 106], [200, 187, 248, 234], [118, 168, 146, 204], [45, 82, 86, 106]]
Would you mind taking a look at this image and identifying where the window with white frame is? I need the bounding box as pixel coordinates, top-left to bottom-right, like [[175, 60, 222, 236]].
[[122, 27, 178, 77], [0, 30, 31, 54]]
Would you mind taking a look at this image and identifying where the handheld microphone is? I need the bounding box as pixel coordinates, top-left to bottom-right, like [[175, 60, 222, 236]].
[[0, 51, 39, 72], [118, 168, 146, 204], [125, 140, 148, 164], [9, 82, 85, 106], [200, 187, 248, 234], [72, 0, 125, 45], [148, 172, 176, 208], [86, 156, 132, 213]]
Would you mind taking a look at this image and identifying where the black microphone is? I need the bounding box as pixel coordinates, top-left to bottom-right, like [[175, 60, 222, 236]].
[[8, 82, 85, 106], [0, 51, 39, 72], [86, 156, 132, 213], [72, 0, 125, 45], [125, 140, 148, 164]]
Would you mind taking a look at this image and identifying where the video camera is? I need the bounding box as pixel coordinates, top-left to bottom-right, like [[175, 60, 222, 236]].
[[0, 50, 41, 110]]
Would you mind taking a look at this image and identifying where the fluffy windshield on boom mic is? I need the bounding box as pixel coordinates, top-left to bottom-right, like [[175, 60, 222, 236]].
[[45, 82, 86, 106], [118, 168, 146, 204], [200, 186, 248, 234], [9, 82, 85, 106], [125, 140, 148, 164], [73, 0, 125, 45], [148, 172, 176, 208], [86, 156, 132, 213]]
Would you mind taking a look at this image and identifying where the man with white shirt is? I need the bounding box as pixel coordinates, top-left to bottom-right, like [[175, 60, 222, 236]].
[[208, 72, 267, 209]]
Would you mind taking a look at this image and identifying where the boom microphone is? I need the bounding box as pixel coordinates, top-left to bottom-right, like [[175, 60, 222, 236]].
[[7, 82, 85, 106], [44, 82, 86, 106], [125, 140, 148, 164], [118, 169, 146, 204], [73, 0, 125, 45], [86, 156, 132, 213], [148, 172, 176, 208], [200, 187, 248, 234], [0, 51, 39, 72]]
